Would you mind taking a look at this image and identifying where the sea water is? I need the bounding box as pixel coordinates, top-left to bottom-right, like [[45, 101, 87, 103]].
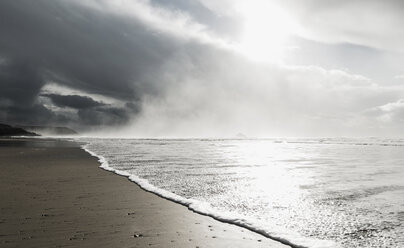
[[78, 138, 404, 248]]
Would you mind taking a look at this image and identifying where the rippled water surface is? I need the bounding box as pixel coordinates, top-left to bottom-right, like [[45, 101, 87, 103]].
[[79, 138, 404, 248]]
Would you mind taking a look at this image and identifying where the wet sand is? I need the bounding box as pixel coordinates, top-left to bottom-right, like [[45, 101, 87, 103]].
[[0, 138, 289, 248]]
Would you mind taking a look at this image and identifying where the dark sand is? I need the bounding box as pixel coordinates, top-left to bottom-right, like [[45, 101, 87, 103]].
[[0, 138, 289, 248]]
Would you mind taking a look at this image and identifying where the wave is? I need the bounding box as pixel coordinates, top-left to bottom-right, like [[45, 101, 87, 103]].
[[81, 144, 338, 248]]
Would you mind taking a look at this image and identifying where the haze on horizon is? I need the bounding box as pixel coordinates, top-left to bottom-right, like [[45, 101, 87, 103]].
[[1, 0, 404, 138]]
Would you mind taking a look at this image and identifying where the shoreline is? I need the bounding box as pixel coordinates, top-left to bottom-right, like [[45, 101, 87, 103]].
[[0, 137, 289, 248], [82, 143, 311, 248]]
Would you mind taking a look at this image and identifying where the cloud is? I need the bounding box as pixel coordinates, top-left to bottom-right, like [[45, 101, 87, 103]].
[[117, 52, 403, 137], [282, 0, 404, 53], [367, 99, 404, 122], [41, 94, 105, 109], [75, 0, 230, 48], [0, 0, 183, 128], [192, 0, 404, 53], [77, 105, 136, 126], [1, 0, 404, 136], [0, 61, 43, 106]]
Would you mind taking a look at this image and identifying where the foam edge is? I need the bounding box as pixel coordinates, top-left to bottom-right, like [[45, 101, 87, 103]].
[[81, 144, 338, 248]]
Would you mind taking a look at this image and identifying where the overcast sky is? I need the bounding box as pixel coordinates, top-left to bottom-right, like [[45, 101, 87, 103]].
[[1, 0, 404, 137]]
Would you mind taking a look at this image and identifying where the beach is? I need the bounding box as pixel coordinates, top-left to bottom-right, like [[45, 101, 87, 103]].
[[0, 138, 289, 248]]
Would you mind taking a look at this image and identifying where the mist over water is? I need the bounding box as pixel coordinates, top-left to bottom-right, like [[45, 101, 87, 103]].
[[81, 137, 404, 248]]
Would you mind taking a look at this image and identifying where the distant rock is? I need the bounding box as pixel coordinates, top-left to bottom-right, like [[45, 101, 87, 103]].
[[235, 132, 248, 139], [19, 125, 78, 136], [0, 123, 39, 136]]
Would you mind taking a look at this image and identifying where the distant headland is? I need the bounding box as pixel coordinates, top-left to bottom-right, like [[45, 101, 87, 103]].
[[0, 123, 78, 136], [0, 123, 39, 136]]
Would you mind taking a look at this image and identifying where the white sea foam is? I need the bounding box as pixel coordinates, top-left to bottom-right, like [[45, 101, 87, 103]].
[[81, 144, 337, 248], [79, 138, 404, 247]]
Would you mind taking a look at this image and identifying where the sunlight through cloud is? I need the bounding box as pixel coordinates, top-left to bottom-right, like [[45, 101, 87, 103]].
[[235, 0, 299, 62]]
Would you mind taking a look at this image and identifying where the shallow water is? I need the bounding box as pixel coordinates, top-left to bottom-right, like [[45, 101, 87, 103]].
[[79, 138, 404, 248]]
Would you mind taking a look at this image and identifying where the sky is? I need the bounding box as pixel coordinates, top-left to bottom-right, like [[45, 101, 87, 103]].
[[1, 0, 404, 137]]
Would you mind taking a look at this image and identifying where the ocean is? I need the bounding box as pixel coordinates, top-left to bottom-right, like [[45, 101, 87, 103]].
[[78, 138, 404, 248]]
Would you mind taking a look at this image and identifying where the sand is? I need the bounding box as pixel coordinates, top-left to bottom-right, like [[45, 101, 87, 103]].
[[0, 138, 290, 248]]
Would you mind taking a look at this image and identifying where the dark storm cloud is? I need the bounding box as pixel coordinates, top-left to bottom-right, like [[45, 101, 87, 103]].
[[41, 94, 105, 109], [0, 61, 59, 125], [78, 106, 134, 126], [0, 104, 59, 126], [0, 62, 43, 106], [40, 93, 139, 126], [0, 0, 185, 128]]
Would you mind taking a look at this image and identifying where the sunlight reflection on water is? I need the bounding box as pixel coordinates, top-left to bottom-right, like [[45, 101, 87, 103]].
[[81, 138, 404, 248]]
